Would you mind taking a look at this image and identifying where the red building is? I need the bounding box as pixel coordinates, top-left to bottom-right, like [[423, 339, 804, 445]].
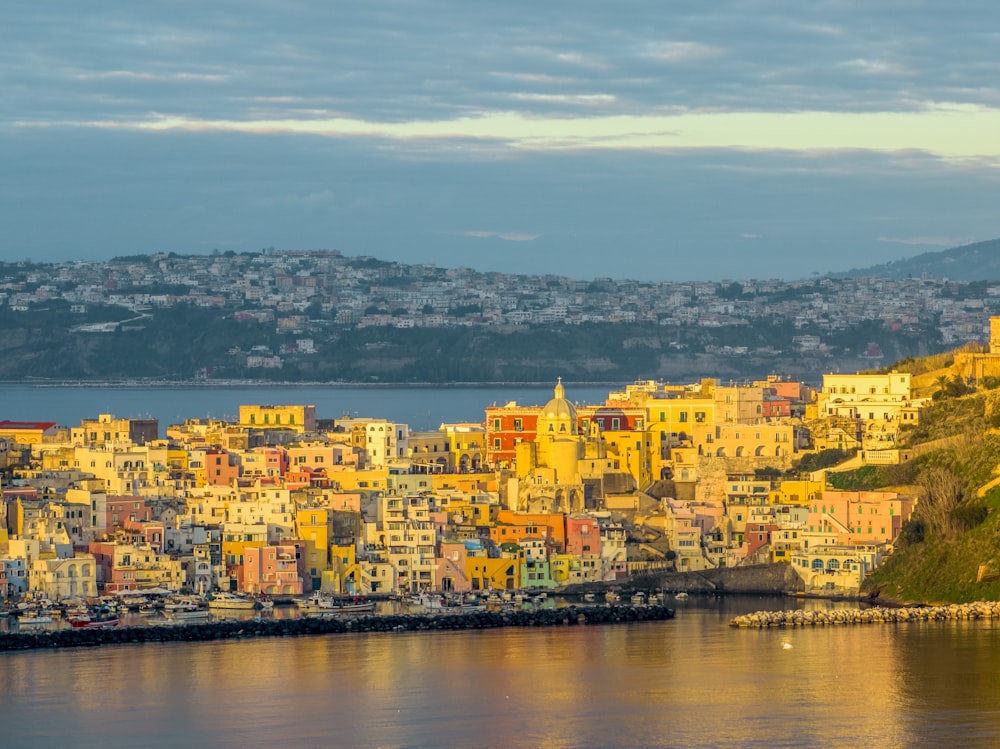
[[565, 515, 601, 557], [485, 404, 540, 467]]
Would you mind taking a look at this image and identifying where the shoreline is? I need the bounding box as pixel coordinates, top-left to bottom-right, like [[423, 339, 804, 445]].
[[0, 604, 675, 653]]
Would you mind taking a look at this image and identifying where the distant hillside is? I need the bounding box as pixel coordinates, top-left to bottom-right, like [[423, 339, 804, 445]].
[[832, 238, 1000, 282]]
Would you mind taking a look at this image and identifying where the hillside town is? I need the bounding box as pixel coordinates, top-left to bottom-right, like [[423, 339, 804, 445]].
[[2, 249, 998, 374], [9, 323, 981, 620]]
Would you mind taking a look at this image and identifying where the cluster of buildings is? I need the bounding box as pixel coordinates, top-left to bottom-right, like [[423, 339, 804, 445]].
[[1, 355, 950, 602], [2, 249, 998, 362]]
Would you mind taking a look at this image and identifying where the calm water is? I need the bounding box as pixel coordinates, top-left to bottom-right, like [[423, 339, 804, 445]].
[[3, 597, 1000, 748], [0, 383, 613, 433]]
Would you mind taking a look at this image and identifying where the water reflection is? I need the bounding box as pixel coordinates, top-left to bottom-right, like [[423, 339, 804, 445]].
[[2, 598, 1000, 748]]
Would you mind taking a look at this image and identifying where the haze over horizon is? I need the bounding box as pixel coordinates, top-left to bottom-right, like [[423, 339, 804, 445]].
[[3, 2, 999, 282]]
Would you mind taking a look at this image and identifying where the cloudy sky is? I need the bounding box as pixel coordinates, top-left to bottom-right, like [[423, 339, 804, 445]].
[[3, 1, 999, 281]]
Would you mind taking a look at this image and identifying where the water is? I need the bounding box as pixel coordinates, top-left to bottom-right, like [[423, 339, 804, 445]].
[[3, 597, 1000, 748], [0, 383, 613, 433]]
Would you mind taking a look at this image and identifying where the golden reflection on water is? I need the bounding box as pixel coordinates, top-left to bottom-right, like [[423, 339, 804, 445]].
[[3, 604, 1000, 748]]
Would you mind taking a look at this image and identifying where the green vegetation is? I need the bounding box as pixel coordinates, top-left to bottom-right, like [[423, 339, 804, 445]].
[[855, 383, 1000, 603]]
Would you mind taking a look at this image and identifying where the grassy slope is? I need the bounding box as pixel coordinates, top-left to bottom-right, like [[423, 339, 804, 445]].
[[858, 382, 1000, 603]]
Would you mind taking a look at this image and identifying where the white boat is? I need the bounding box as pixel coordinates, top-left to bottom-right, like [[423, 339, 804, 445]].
[[162, 598, 210, 620], [163, 606, 211, 621], [296, 592, 375, 615], [207, 593, 256, 610], [18, 613, 55, 627], [409, 593, 485, 614], [674, 592, 689, 601]]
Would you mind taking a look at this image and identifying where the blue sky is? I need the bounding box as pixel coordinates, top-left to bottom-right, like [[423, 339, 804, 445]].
[[3, 1, 999, 281]]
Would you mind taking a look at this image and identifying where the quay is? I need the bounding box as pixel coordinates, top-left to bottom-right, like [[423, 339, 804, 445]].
[[730, 601, 1000, 628], [0, 604, 675, 652]]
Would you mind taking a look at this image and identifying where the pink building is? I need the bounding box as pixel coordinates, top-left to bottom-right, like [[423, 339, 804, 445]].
[[810, 491, 915, 545], [436, 542, 473, 592], [243, 545, 303, 596]]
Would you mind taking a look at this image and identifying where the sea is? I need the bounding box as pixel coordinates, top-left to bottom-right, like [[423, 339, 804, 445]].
[[2, 596, 1000, 749], [3, 385, 1000, 747], [0, 382, 614, 433]]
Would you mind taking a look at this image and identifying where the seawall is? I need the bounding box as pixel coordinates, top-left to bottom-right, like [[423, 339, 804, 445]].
[[0, 605, 675, 652]]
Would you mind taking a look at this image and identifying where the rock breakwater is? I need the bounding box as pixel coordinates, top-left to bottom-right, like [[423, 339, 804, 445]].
[[0, 604, 675, 652], [730, 601, 1000, 628]]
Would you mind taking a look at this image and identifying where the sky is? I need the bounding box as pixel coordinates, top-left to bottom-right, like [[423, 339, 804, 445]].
[[3, 1, 1000, 282]]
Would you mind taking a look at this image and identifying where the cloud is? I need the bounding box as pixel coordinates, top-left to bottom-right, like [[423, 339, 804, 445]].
[[643, 41, 725, 64], [877, 236, 976, 247], [463, 231, 540, 242], [739, 233, 762, 239], [841, 59, 911, 77]]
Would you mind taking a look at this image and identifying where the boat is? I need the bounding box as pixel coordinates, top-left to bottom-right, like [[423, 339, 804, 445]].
[[162, 605, 211, 622], [674, 592, 690, 601], [583, 592, 596, 602], [207, 592, 257, 610], [17, 612, 55, 627], [162, 596, 210, 620], [296, 592, 376, 616], [408, 592, 485, 614], [631, 592, 646, 605], [69, 605, 120, 628], [605, 591, 621, 603]]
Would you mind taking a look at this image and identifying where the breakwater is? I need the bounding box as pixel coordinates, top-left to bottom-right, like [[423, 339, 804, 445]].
[[0, 604, 674, 652], [730, 601, 1000, 628]]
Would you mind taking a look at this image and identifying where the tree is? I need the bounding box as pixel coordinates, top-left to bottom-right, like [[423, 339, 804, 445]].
[[916, 464, 964, 539]]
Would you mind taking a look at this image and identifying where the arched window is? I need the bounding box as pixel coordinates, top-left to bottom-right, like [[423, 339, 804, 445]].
[[812, 559, 824, 570]]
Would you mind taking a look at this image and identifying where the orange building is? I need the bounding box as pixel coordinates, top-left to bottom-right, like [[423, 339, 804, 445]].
[[494, 510, 566, 552]]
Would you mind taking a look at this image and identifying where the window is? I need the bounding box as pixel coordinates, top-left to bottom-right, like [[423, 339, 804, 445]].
[[679, 412, 688, 423], [514, 419, 522, 431], [493, 438, 501, 449], [493, 418, 501, 430]]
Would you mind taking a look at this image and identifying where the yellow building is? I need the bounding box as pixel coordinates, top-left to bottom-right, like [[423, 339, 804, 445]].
[[296, 507, 330, 585], [220, 521, 267, 568], [466, 555, 520, 591], [239, 404, 316, 433], [601, 428, 653, 488], [769, 479, 824, 506], [816, 372, 917, 422], [73, 413, 158, 447]]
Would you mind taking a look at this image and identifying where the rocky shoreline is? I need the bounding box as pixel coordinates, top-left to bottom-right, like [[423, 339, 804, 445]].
[[730, 601, 1000, 628], [0, 604, 675, 652]]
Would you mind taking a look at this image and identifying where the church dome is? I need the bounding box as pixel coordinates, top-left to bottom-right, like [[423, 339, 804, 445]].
[[538, 378, 578, 436]]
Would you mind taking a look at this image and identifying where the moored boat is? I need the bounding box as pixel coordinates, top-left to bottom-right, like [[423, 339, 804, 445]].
[[296, 592, 375, 615], [69, 605, 120, 628], [207, 592, 256, 610]]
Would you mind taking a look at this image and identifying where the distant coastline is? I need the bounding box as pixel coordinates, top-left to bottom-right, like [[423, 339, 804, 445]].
[[7, 378, 628, 389]]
